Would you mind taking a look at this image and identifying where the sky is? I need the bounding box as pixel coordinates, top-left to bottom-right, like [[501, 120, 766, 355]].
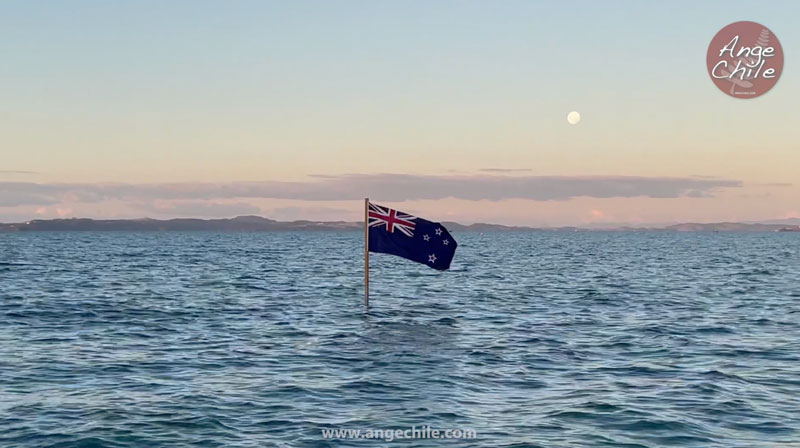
[[1, 0, 799, 225]]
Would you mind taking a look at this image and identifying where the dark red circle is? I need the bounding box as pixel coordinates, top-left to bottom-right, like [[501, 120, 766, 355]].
[[706, 21, 783, 99]]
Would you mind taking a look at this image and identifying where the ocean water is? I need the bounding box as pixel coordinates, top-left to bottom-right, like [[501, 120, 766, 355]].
[[1, 231, 799, 448]]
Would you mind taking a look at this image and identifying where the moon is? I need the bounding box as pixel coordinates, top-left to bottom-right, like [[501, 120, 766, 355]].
[[567, 111, 581, 125]]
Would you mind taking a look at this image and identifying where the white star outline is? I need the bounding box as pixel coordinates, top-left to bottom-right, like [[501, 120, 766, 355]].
[[435, 228, 443, 236], [443, 239, 449, 245], [423, 234, 430, 241], [428, 254, 437, 264]]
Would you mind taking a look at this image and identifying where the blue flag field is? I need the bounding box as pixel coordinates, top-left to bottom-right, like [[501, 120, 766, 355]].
[[367, 202, 457, 271]]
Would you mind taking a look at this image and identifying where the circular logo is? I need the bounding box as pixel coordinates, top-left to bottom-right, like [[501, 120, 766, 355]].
[[706, 21, 783, 99]]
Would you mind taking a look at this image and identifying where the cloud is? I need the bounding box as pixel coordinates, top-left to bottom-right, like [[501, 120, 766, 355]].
[[0, 170, 37, 175], [0, 190, 59, 206], [755, 182, 793, 187], [479, 168, 533, 173], [0, 174, 742, 205]]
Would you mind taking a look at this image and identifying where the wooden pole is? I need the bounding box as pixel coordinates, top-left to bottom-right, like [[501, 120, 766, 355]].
[[364, 198, 370, 307]]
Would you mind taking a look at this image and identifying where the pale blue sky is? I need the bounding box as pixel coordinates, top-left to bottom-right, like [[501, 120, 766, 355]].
[[0, 1, 798, 224]]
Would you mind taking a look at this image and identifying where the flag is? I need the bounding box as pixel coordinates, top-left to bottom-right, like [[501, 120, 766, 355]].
[[367, 202, 457, 271]]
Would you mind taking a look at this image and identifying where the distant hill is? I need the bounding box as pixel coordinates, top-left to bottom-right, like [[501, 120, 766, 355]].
[[662, 222, 792, 232], [0, 216, 359, 232], [2, 216, 800, 232], [751, 218, 800, 226]]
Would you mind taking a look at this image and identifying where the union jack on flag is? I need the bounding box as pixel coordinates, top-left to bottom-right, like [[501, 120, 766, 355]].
[[368, 202, 417, 237], [367, 201, 457, 271]]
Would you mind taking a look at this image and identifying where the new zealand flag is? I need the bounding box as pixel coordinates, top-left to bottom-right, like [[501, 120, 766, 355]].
[[368, 202, 457, 271]]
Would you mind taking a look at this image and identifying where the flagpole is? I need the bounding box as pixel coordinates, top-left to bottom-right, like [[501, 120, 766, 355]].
[[364, 197, 370, 307]]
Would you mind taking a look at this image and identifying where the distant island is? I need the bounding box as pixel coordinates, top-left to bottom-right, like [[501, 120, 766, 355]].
[[1, 216, 800, 232]]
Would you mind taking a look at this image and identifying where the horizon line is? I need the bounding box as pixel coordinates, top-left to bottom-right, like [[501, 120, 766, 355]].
[[3, 214, 799, 230]]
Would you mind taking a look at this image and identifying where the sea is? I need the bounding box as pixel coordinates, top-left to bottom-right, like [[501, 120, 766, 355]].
[[1, 231, 799, 448]]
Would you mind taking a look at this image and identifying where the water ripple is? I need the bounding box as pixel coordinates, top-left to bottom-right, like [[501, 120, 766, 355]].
[[1, 231, 799, 447]]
